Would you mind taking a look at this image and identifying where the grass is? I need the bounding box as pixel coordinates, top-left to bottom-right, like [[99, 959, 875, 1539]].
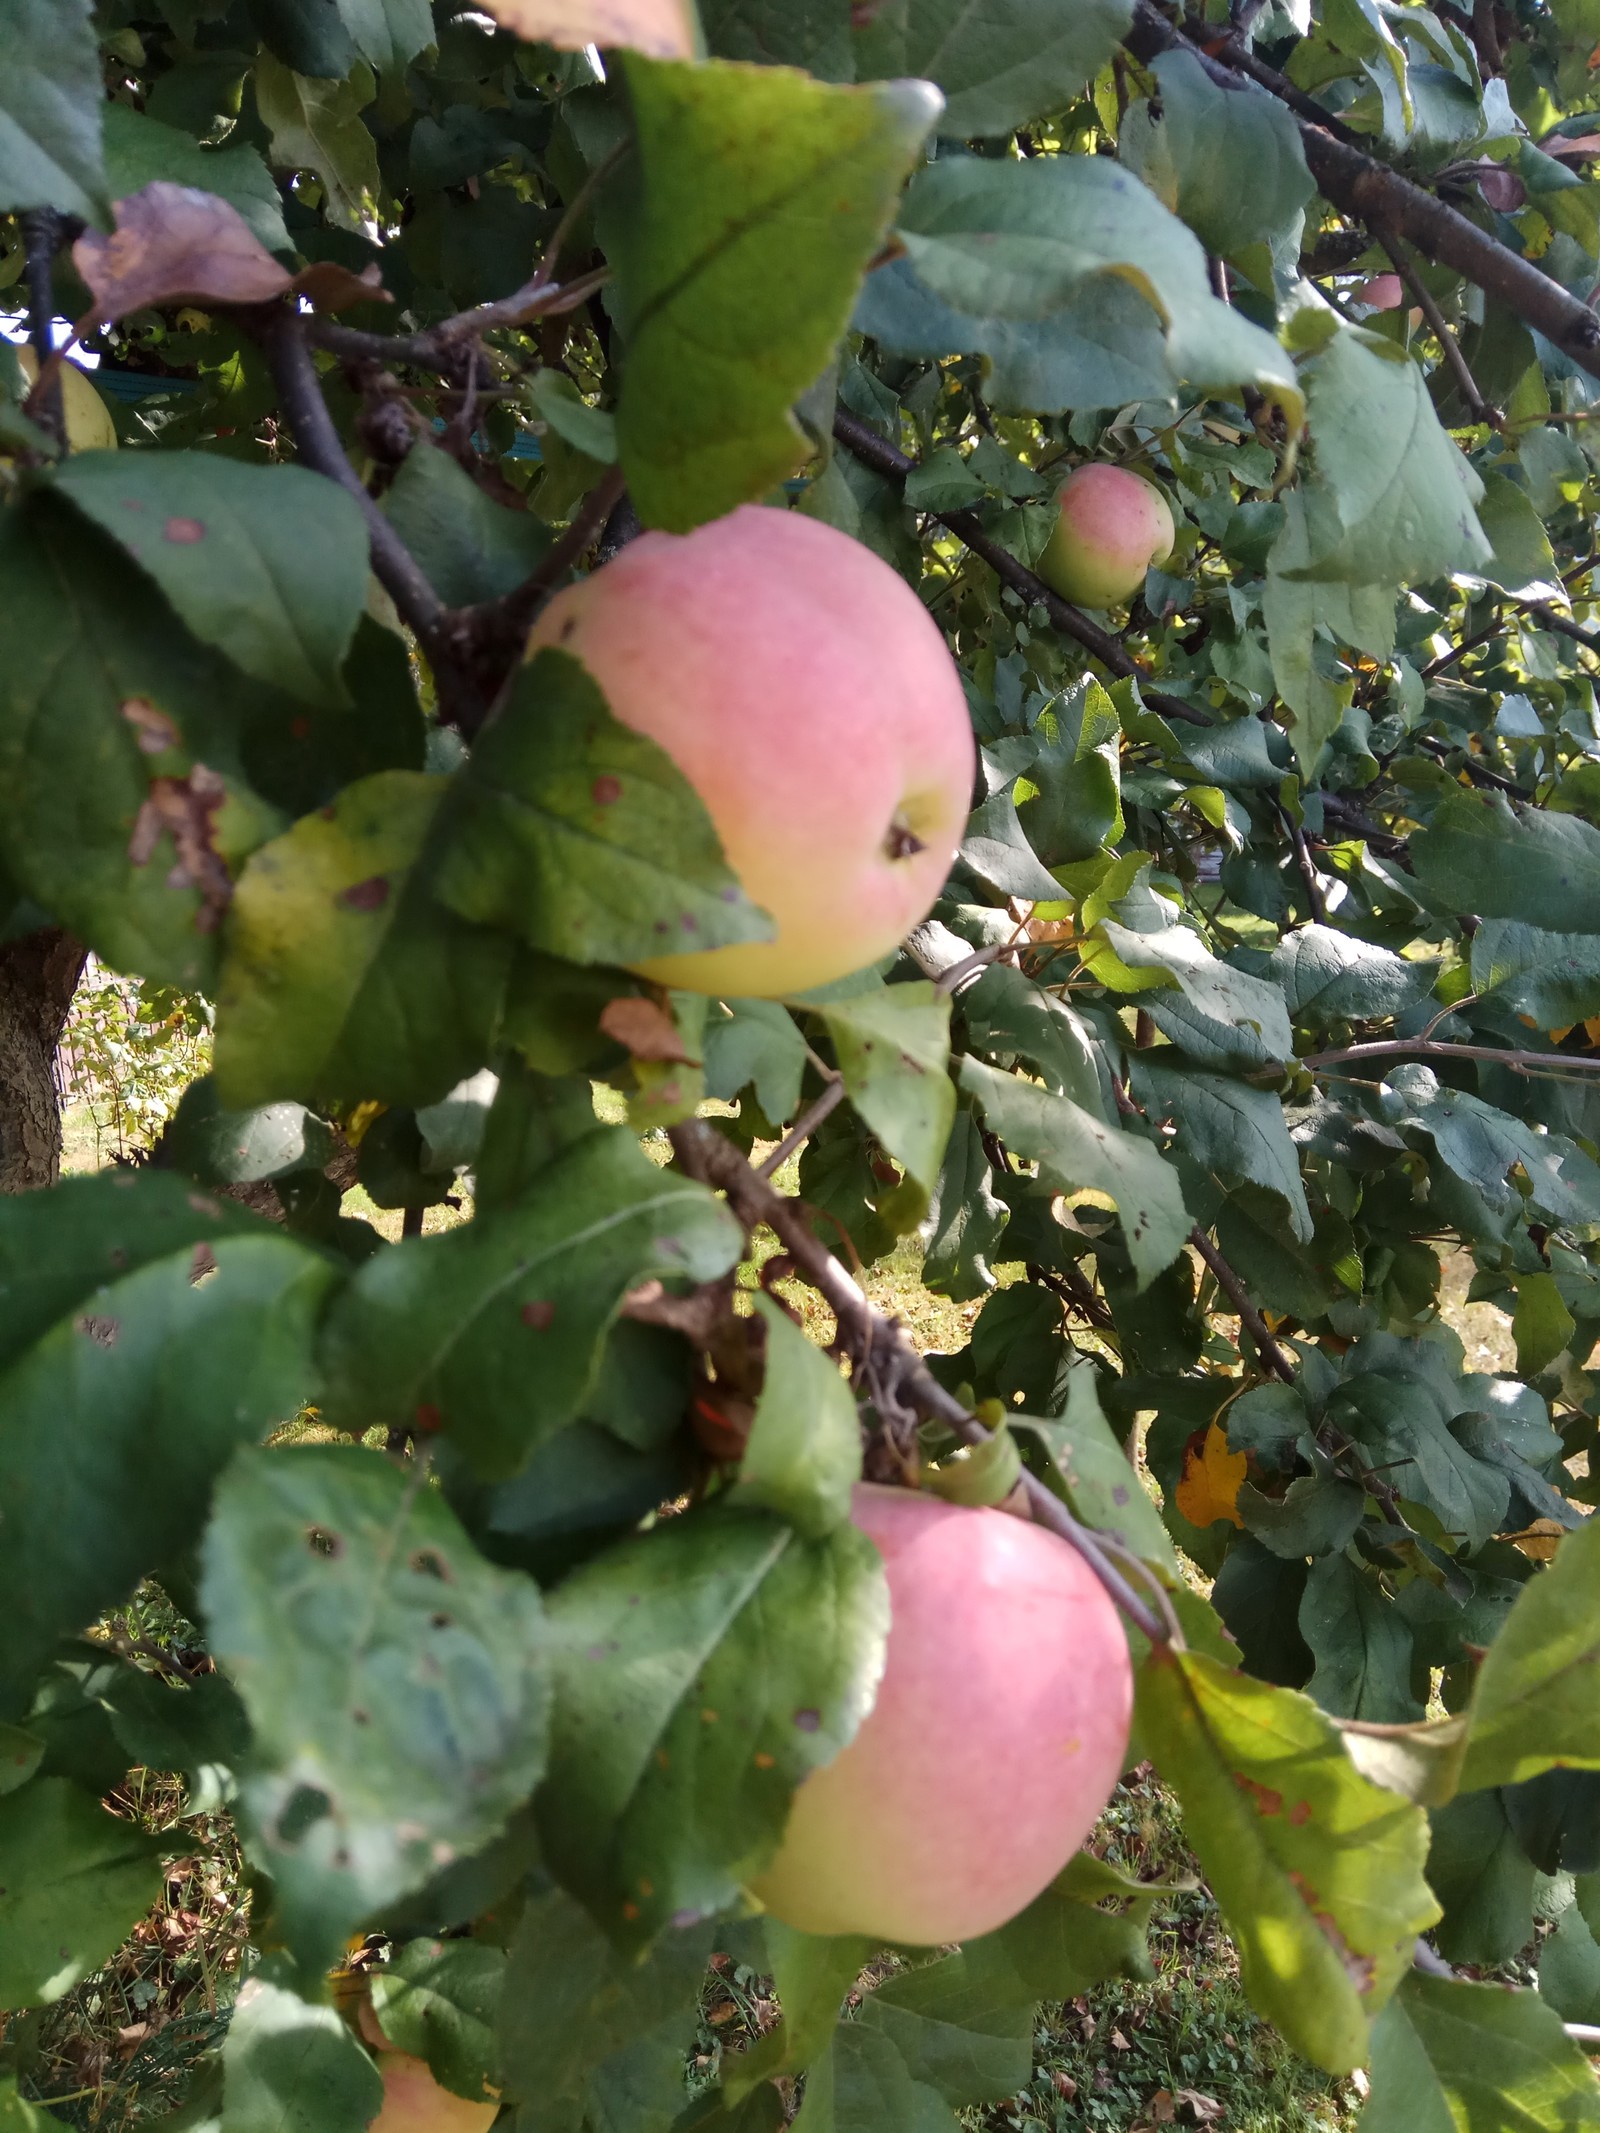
[[17, 1094, 1539, 2131]]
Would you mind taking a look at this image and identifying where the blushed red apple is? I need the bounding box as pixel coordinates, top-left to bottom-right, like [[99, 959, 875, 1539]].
[[749, 1482, 1133, 1945], [367, 2053, 498, 2133], [524, 505, 975, 998], [1036, 463, 1174, 611]]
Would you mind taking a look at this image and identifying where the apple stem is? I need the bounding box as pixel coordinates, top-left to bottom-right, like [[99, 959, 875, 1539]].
[[672, 1118, 1181, 1648]]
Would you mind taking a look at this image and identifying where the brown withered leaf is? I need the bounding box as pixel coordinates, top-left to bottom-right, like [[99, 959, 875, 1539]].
[[599, 994, 695, 1063], [478, 0, 696, 57], [75, 183, 293, 324], [289, 258, 392, 314], [128, 763, 232, 933]]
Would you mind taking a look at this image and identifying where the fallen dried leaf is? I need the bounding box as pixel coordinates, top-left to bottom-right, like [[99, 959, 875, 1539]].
[[1176, 2090, 1224, 2123], [1150, 2092, 1177, 2125]]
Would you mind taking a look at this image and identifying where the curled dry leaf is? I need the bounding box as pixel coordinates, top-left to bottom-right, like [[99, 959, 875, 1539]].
[[75, 182, 293, 324], [73, 183, 391, 329], [477, 0, 695, 57]]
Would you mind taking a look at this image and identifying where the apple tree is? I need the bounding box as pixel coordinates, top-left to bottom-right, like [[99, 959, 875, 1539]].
[[1, 0, 1599, 2126]]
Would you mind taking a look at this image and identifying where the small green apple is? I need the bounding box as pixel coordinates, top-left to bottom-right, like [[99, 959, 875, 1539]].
[[1036, 463, 1174, 610]]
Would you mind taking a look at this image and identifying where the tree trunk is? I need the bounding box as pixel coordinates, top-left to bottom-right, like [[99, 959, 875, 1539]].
[[0, 929, 86, 1191]]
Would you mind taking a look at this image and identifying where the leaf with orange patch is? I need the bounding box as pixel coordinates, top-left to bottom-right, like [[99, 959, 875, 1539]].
[[1137, 1646, 1439, 2074]]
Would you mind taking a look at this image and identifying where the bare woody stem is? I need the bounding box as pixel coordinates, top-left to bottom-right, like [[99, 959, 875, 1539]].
[[670, 1116, 1177, 1647], [831, 407, 1213, 730], [1378, 233, 1503, 428], [1190, 1225, 1298, 1384], [1304, 1037, 1600, 1075]]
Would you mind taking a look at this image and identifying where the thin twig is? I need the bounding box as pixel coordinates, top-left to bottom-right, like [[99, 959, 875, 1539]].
[[671, 1117, 1176, 1646], [1277, 801, 1328, 924], [934, 943, 1006, 996], [1303, 1037, 1600, 1074], [249, 305, 447, 646], [1419, 609, 1503, 679], [756, 1076, 846, 1179], [1379, 233, 1503, 427], [1190, 1225, 1298, 1384], [831, 407, 1213, 729], [309, 266, 611, 371]]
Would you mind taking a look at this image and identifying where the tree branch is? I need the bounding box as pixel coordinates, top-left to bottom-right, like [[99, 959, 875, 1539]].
[[1124, 2, 1600, 384], [831, 407, 1213, 729], [21, 210, 63, 450], [1190, 1225, 1298, 1383], [1378, 233, 1503, 427], [670, 1116, 1177, 1646], [1305, 1037, 1600, 1074]]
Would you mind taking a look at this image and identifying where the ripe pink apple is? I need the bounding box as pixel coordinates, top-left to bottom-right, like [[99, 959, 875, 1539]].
[[524, 505, 975, 998], [1036, 463, 1175, 611], [367, 2052, 498, 2133], [749, 1482, 1133, 1946]]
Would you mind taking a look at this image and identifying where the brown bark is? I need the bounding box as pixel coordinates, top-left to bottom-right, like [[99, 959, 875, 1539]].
[[0, 929, 86, 1191]]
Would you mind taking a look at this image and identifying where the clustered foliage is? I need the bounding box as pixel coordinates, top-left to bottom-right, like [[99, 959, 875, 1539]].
[[1, 0, 1599, 2128]]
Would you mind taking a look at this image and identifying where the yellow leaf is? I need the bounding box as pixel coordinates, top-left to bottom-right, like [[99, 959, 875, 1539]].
[[1174, 1423, 1247, 1530], [478, 0, 697, 56]]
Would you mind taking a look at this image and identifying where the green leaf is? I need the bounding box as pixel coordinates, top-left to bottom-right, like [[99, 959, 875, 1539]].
[[1465, 468, 1564, 600], [1270, 924, 1435, 1024], [0, 495, 256, 992], [958, 961, 1106, 1114], [1120, 49, 1314, 257], [1458, 1516, 1600, 1790], [318, 1123, 741, 1477], [164, 1078, 336, 1190], [959, 1056, 1189, 1290], [1239, 1475, 1364, 1561], [702, 0, 855, 77], [99, 101, 289, 255], [529, 369, 618, 465], [1135, 1061, 1311, 1243], [1540, 1899, 1600, 2024], [0, 1724, 41, 1797], [1273, 325, 1490, 587], [1362, 1972, 1600, 2132], [1100, 922, 1294, 1071], [537, 1502, 888, 1949], [1136, 1645, 1439, 2074], [1426, 1789, 1536, 1966], [0, 2076, 59, 2133], [1382, 1063, 1600, 1228], [921, 1108, 1009, 1302], [855, 0, 1132, 138], [498, 1879, 712, 2117], [610, 55, 937, 529], [382, 445, 552, 609], [254, 54, 381, 232], [0, 1778, 164, 2007], [702, 1000, 808, 1122], [959, 1852, 1164, 2002], [818, 983, 954, 1194], [856, 251, 1175, 416], [340, 0, 436, 71], [891, 154, 1299, 418], [368, 1938, 505, 2101], [1414, 791, 1600, 933], [201, 1444, 552, 1968], [856, 1958, 1033, 2108], [724, 1923, 869, 2099], [53, 452, 368, 711], [731, 1297, 862, 1539], [434, 651, 773, 972], [1300, 1554, 1423, 1723], [0, 1172, 335, 1712], [792, 2022, 960, 2133], [1471, 920, 1600, 1027], [0, 0, 109, 223], [214, 770, 512, 1110], [220, 1978, 383, 2133], [1515, 1270, 1577, 1377], [1020, 1368, 1179, 1571]]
